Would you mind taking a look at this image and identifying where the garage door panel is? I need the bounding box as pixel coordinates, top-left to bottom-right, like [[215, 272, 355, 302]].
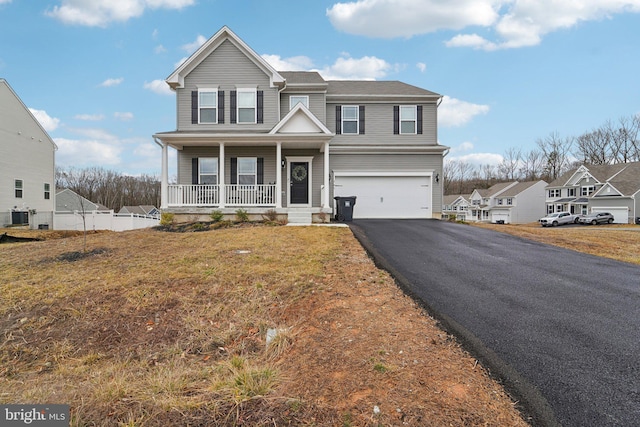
[[334, 175, 431, 219], [591, 208, 628, 224]]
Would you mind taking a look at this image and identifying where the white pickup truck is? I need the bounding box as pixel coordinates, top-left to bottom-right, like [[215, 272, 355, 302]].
[[539, 212, 580, 227]]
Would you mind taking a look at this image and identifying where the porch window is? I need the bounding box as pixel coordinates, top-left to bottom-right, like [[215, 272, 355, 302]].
[[198, 89, 217, 124], [237, 89, 256, 123], [237, 157, 257, 185], [199, 158, 218, 185], [342, 106, 359, 134], [290, 95, 308, 109], [44, 183, 50, 200], [400, 106, 417, 134], [15, 179, 23, 198]]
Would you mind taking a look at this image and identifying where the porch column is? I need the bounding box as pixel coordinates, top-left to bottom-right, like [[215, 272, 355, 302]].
[[323, 142, 330, 209], [276, 142, 282, 208], [160, 141, 168, 209], [219, 143, 225, 208]]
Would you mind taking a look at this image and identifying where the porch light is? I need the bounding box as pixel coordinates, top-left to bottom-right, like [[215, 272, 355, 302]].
[[281, 160, 286, 168], [435, 173, 439, 183]]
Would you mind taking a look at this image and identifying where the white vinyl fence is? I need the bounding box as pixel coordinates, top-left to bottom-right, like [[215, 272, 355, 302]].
[[54, 211, 159, 232]]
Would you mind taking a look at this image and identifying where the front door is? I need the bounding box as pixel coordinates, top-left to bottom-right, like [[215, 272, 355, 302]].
[[290, 161, 309, 204]]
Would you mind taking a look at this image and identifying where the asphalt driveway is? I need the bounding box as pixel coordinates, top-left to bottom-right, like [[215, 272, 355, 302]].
[[349, 219, 640, 427]]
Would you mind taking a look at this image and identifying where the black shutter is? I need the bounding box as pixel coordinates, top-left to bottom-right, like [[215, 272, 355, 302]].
[[335, 106, 341, 134], [257, 91, 263, 124], [192, 158, 199, 184], [417, 105, 423, 134], [393, 106, 400, 134], [230, 91, 237, 124], [191, 91, 198, 124], [257, 158, 264, 185], [230, 158, 237, 184], [359, 105, 365, 135], [218, 91, 225, 124]]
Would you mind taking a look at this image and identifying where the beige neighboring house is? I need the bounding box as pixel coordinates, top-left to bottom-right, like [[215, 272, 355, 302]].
[[545, 162, 640, 223], [0, 79, 57, 229], [447, 180, 547, 224], [153, 26, 447, 223]]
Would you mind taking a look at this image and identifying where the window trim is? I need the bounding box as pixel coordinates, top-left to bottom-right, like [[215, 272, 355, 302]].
[[15, 179, 23, 198], [549, 189, 560, 198], [237, 157, 257, 185], [44, 183, 51, 200], [198, 157, 218, 185], [400, 105, 417, 134], [236, 88, 257, 124], [198, 88, 218, 124], [341, 105, 359, 134], [581, 185, 595, 196], [289, 95, 309, 110]]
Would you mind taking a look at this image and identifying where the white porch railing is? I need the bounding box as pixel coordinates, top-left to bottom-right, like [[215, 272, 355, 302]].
[[167, 184, 276, 207]]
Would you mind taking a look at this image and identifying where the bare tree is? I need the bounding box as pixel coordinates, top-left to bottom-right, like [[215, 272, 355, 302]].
[[537, 132, 573, 181], [519, 149, 545, 181], [497, 147, 521, 181]]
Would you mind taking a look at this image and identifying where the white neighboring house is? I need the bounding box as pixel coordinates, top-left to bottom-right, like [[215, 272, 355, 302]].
[[544, 162, 640, 223], [442, 194, 471, 221], [454, 180, 547, 224], [0, 79, 56, 229]]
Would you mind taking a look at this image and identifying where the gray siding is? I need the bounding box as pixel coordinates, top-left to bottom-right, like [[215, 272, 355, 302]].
[[280, 92, 327, 123], [330, 153, 443, 214], [326, 103, 438, 146], [177, 40, 279, 131]]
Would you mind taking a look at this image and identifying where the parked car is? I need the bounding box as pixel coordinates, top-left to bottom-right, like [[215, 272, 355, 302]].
[[578, 212, 614, 225], [539, 212, 580, 227]]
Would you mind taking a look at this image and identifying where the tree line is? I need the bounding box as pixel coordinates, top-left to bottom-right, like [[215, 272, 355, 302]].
[[444, 114, 640, 195], [56, 167, 161, 213]]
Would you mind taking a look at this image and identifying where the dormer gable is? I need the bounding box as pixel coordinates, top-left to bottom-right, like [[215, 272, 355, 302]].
[[166, 26, 285, 90], [566, 166, 596, 186], [592, 182, 622, 197], [270, 103, 332, 135]]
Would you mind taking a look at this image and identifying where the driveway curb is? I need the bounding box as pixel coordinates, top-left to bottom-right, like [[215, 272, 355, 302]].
[[349, 223, 560, 427]]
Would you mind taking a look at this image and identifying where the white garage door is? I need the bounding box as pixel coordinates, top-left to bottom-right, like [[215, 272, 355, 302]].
[[492, 211, 510, 223], [591, 207, 628, 224], [333, 173, 432, 219]]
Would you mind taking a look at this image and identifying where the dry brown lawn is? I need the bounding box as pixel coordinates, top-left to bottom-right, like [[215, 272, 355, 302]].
[[0, 225, 530, 426]]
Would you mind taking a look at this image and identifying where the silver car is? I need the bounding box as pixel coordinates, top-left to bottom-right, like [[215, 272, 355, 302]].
[[578, 212, 614, 225]]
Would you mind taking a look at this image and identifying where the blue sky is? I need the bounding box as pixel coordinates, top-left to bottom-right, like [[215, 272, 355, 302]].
[[1, 0, 640, 178]]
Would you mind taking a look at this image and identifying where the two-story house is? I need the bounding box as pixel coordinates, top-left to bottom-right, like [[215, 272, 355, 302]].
[[0, 79, 56, 229], [153, 26, 447, 223], [545, 162, 640, 223], [442, 194, 471, 221], [459, 180, 547, 223]]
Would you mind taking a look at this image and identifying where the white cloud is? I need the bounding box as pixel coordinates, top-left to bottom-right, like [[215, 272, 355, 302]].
[[181, 34, 207, 54], [54, 137, 123, 167], [449, 141, 475, 153], [154, 44, 167, 54], [114, 112, 134, 121], [46, 0, 195, 27], [0, 0, 13, 4], [327, 0, 640, 50], [74, 113, 105, 121], [438, 96, 490, 127], [100, 77, 124, 87], [29, 108, 60, 132], [416, 62, 427, 72], [261, 54, 315, 71], [319, 55, 393, 80], [446, 151, 504, 167], [144, 79, 172, 95], [69, 127, 118, 141]]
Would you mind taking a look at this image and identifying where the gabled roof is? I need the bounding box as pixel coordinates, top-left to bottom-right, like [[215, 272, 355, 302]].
[[56, 189, 109, 212], [0, 79, 57, 151], [269, 102, 332, 135], [326, 80, 440, 97], [548, 162, 640, 196], [119, 205, 158, 215], [443, 194, 471, 205], [166, 26, 285, 90], [498, 180, 547, 197], [475, 182, 517, 198], [279, 71, 327, 87]]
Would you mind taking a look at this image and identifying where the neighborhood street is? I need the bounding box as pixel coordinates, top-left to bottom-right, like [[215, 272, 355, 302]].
[[350, 219, 640, 427]]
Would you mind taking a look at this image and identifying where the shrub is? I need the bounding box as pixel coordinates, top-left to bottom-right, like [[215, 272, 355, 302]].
[[160, 212, 175, 226], [210, 210, 224, 222], [261, 209, 278, 222], [235, 208, 249, 223]]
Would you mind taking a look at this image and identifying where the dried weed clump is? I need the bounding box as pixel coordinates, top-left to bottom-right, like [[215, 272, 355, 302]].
[[0, 226, 529, 426]]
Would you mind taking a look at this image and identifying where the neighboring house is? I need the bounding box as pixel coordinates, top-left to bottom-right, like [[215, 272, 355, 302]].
[[0, 79, 57, 229], [118, 205, 160, 217], [153, 26, 447, 223], [55, 188, 110, 213], [545, 162, 640, 223], [459, 180, 547, 224], [442, 194, 471, 221]]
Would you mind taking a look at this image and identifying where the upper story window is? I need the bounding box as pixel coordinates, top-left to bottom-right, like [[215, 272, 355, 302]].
[[497, 198, 503, 205], [549, 189, 560, 198], [400, 106, 417, 134], [198, 89, 217, 124], [15, 179, 23, 198], [342, 106, 359, 134], [290, 96, 309, 109], [472, 199, 480, 205], [237, 89, 257, 124], [581, 185, 595, 196], [199, 158, 218, 185], [506, 198, 513, 205], [44, 183, 51, 200], [567, 188, 575, 197], [237, 157, 257, 185]]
